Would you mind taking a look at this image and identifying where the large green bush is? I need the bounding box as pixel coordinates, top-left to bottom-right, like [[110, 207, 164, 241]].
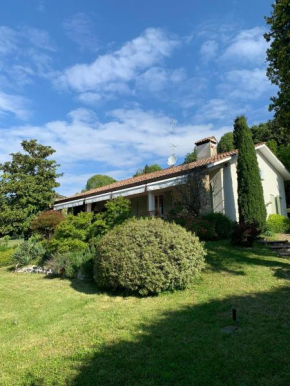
[[94, 217, 206, 295], [266, 214, 290, 234], [45, 197, 131, 255]]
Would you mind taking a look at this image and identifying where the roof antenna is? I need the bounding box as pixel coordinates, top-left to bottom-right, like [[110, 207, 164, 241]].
[[166, 118, 178, 167]]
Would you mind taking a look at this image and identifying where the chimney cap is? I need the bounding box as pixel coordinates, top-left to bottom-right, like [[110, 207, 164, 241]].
[[195, 136, 217, 146]]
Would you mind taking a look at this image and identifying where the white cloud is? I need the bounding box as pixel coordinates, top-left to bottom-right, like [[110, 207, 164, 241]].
[[59, 28, 180, 95], [0, 107, 228, 195], [219, 68, 274, 100], [0, 92, 30, 119], [220, 27, 268, 64], [136, 67, 186, 93], [0, 26, 18, 55], [63, 13, 99, 52], [200, 40, 219, 61], [21, 27, 56, 52]]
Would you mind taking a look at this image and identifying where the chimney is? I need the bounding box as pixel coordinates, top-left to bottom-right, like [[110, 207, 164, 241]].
[[195, 136, 217, 160]]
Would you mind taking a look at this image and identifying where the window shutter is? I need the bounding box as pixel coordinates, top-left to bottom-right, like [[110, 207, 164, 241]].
[[275, 196, 282, 215], [270, 195, 276, 214]]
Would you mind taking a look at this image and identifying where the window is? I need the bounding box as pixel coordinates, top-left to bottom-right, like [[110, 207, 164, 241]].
[[154, 195, 164, 216]]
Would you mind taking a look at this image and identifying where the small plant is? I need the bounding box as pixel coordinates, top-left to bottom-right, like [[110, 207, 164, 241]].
[[0, 248, 15, 267], [0, 236, 10, 251], [13, 239, 46, 267], [266, 214, 290, 234], [232, 222, 260, 247], [94, 217, 206, 295]]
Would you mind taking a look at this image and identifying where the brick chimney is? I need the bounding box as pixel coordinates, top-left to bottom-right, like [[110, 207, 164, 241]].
[[195, 136, 217, 160]]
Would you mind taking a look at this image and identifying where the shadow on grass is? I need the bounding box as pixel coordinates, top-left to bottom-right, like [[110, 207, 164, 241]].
[[69, 286, 290, 386], [205, 240, 289, 276]]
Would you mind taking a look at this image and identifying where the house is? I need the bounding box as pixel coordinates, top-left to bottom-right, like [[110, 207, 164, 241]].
[[54, 137, 290, 221]]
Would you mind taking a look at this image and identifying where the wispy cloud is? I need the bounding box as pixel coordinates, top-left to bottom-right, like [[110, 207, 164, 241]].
[[0, 92, 30, 119], [220, 27, 268, 64], [58, 28, 180, 99], [63, 13, 99, 52], [0, 107, 228, 195]]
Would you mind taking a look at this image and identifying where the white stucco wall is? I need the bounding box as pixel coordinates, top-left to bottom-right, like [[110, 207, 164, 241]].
[[221, 151, 287, 221], [257, 151, 287, 217]]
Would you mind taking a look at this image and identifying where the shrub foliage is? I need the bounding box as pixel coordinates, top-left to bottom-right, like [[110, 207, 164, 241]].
[[94, 217, 206, 295], [266, 214, 290, 234], [13, 239, 46, 267], [169, 212, 233, 241]]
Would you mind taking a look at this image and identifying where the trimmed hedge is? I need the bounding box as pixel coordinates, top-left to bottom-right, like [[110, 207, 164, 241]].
[[94, 217, 206, 295], [266, 214, 290, 234]]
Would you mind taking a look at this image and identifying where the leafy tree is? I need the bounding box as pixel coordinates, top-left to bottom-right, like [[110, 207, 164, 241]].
[[278, 143, 290, 171], [217, 132, 235, 153], [265, 0, 290, 132], [183, 148, 197, 164], [266, 139, 278, 155], [0, 140, 61, 236], [233, 116, 267, 231], [84, 175, 116, 191], [133, 164, 162, 177]]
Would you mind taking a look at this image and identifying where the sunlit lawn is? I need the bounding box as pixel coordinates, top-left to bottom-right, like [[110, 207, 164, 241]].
[[1, 241, 290, 385]]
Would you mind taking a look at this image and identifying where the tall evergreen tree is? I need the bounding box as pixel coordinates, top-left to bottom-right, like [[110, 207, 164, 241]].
[[265, 0, 290, 132], [233, 116, 267, 230], [0, 140, 61, 235]]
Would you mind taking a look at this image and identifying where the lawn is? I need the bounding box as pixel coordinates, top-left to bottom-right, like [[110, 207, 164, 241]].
[[1, 241, 290, 385]]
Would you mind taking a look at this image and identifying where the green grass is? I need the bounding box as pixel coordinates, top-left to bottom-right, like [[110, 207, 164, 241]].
[[1, 241, 290, 385]]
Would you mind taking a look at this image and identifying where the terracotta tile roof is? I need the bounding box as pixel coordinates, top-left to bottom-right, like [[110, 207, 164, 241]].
[[55, 143, 265, 204], [195, 136, 217, 145]]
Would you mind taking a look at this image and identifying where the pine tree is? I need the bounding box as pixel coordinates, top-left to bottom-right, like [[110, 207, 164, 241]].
[[233, 116, 267, 230]]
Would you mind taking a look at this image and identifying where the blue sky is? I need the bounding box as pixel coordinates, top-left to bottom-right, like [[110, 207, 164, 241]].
[[0, 0, 276, 196]]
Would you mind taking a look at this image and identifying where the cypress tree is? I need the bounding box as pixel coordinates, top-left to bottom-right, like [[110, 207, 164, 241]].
[[233, 116, 267, 230]]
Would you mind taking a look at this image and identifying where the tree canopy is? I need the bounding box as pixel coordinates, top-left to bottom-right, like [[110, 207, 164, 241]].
[[183, 148, 197, 164], [84, 175, 116, 191], [234, 116, 267, 231], [217, 133, 235, 154], [0, 140, 61, 235], [265, 0, 290, 132], [133, 164, 162, 177]]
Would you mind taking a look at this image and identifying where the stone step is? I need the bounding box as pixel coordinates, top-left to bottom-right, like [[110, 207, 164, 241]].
[[257, 239, 288, 244], [278, 252, 290, 257], [268, 244, 290, 250]]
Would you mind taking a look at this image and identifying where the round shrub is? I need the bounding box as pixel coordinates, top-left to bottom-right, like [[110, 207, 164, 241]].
[[266, 214, 290, 234], [94, 217, 206, 295]]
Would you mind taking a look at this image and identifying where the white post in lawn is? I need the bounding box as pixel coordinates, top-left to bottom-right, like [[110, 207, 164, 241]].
[[85, 203, 92, 212], [147, 192, 155, 216]]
